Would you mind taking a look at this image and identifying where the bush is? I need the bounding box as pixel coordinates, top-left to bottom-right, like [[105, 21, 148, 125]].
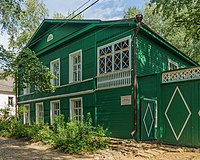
[[52, 114, 109, 153], [0, 114, 109, 153]]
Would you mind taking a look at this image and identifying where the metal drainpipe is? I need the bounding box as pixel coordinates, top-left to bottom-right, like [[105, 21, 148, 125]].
[[131, 14, 143, 137]]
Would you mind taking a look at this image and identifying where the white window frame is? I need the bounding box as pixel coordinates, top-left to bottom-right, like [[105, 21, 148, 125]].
[[70, 97, 83, 121], [8, 96, 14, 107], [35, 102, 44, 124], [97, 36, 132, 76], [23, 83, 31, 95], [69, 50, 82, 83], [50, 58, 60, 87], [50, 100, 60, 125], [168, 59, 178, 70], [23, 104, 30, 125]]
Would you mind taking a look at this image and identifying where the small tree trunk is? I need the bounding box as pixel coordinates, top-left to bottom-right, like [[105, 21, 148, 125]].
[[14, 74, 18, 120]]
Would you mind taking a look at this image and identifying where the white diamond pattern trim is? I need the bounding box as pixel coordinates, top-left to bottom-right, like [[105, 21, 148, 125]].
[[162, 67, 200, 83], [165, 86, 191, 141], [143, 103, 154, 137]]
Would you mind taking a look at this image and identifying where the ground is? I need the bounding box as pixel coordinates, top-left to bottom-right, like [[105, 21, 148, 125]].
[[0, 137, 199, 160]]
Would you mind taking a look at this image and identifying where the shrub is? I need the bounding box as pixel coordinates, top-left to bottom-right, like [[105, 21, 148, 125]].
[[52, 114, 109, 153], [0, 114, 109, 153]]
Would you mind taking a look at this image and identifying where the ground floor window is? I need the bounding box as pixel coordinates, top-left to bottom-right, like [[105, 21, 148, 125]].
[[70, 97, 83, 121], [50, 100, 60, 125], [23, 104, 30, 125], [36, 103, 44, 124]]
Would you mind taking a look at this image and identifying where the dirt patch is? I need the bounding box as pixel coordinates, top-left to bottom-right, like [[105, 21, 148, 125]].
[[0, 137, 199, 160]]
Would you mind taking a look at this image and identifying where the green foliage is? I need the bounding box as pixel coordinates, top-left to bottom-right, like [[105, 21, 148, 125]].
[[0, 114, 109, 153], [151, 0, 200, 41], [16, 48, 56, 92], [0, 0, 24, 36], [0, 47, 56, 93], [52, 114, 108, 153], [124, 3, 200, 63], [9, 0, 48, 49], [0, 107, 10, 119], [150, 0, 200, 63]]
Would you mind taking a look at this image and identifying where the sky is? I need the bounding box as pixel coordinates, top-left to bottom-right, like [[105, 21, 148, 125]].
[[0, 0, 149, 49]]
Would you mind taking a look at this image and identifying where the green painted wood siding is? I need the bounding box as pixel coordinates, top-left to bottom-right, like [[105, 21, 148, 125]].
[[96, 86, 133, 139], [18, 21, 197, 139], [31, 23, 92, 53], [137, 33, 192, 76], [23, 93, 95, 125]]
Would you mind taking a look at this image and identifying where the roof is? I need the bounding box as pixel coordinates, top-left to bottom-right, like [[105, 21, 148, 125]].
[[27, 18, 198, 66], [0, 71, 14, 93]]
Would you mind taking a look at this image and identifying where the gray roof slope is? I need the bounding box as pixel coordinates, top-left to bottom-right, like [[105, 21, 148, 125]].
[[0, 71, 14, 93]]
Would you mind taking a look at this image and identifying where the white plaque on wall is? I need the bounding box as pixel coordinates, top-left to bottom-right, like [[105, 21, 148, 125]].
[[121, 95, 132, 105]]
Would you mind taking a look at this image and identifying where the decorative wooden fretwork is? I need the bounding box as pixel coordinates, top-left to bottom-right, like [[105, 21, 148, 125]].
[[162, 67, 200, 83], [97, 70, 131, 89], [98, 36, 131, 75]]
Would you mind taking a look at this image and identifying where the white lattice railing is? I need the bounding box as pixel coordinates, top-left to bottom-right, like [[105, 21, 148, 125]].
[[97, 70, 131, 88], [162, 67, 200, 83]]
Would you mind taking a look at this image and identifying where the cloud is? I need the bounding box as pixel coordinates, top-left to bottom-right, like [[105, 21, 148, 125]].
[[44, 0, 129, 20]]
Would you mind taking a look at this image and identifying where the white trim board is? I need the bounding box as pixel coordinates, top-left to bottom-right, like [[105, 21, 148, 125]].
[[18, 90, 94, 104]]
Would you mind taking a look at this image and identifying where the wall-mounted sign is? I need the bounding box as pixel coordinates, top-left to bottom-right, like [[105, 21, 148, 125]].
[[47, 34, 53, 42], [121, 95, 132, 106]]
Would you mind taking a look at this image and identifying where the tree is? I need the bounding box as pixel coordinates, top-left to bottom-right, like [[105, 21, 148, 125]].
[[150, 0, 200, 41], [53, 11, 83, 19], [124, 3, 200, 63], [9, 0, 48, 50], [0, 46, 55, 93], [0, 1, 55, 119], [0, 0, 24, 36], [0, 46, 56, 118]]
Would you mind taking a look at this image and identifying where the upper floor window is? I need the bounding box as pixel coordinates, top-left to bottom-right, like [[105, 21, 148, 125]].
[[50, 58, 60, 86], [50, 100, 60, 125], [97, 36, 131, 75], [69, 50, 82, 83], [168, 59, 178, 70], [23, 83, 31, 95]]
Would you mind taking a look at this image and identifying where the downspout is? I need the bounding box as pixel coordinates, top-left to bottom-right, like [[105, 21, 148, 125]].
[[131, 14, 143, 136]]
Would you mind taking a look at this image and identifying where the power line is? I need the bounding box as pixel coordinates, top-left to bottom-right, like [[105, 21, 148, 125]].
[[29, 0, 100, 47], [56, 0, 100, 30], [42, 0, 92, 36]]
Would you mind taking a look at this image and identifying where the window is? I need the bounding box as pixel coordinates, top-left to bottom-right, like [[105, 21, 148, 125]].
[[36, 103, 44, 124], [8, 97, 14, 107], [70, 98, 83, 121], [23, 83, 31, 95], [50, 58, 60, 86], [23, 104, 30, 125], [98, 36, 131, 75], [50, 100, 60, 125], [168, 59, 178, 70], [69, 50, 82, 83]]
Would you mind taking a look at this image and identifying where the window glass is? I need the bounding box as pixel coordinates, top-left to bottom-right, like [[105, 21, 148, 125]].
[[98, 37, 131, 75], [69, 50, 82, 83], [50, 101, 60, 125], [36, 103, 44, 124], [50, 59, 60, 86], [70, 98, 82, 121]]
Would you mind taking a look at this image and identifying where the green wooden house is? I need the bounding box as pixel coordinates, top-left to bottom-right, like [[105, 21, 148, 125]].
[[18, 17, 198, 142]]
